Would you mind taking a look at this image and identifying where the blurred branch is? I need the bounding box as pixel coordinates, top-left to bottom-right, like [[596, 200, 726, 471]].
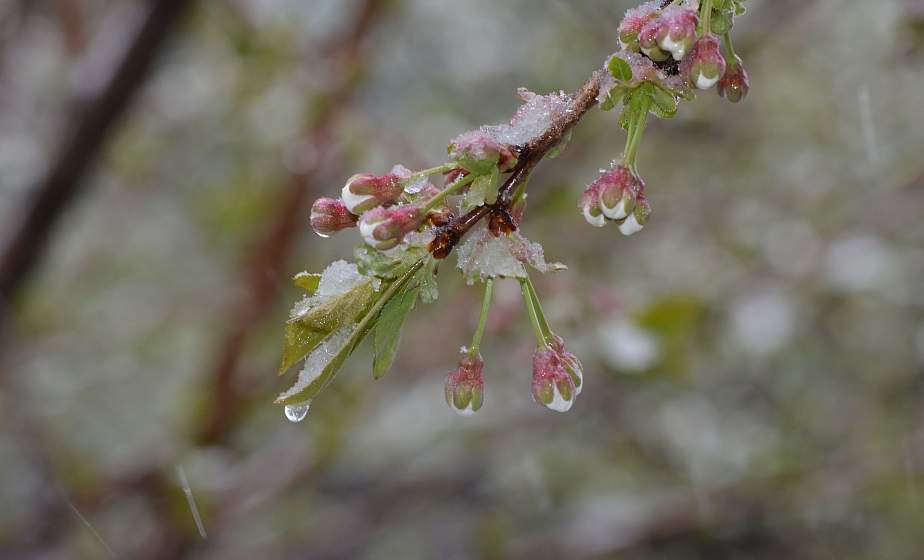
[[0, 0, 194, 333], [195, 0, 389, 442]]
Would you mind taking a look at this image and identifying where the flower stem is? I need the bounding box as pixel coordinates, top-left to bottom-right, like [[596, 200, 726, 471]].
[[421, 173, 477, 214], [700, 0, 714, 36], [469, 278, 493, 355], [721, 31, 738, 69], [520, 278, 547, 347], [524, 274, 555, 343], [622, 95, 652, 171], [406, 163, 455, 182]]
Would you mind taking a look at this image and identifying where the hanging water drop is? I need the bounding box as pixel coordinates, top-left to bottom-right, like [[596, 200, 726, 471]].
[[284, 402, 311, 423]]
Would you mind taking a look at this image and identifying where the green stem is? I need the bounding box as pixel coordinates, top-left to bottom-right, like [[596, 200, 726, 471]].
[[721, 31, 738, 68], [406, 163, 455, 182], [621, 95, 652, 171], [469, 278, 494, 355], [700, 0, 714, 36], [520, 279, 547, 347], [421, 173, 477, 213], [524, 274, 555, 343]]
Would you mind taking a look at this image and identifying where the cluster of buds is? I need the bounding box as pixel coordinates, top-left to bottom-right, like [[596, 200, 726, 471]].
[[579, 164, 651, 236], [615, 1, 750, 100], [448, 130, 518, 175], [531, 336, 584, 413], [444, 350, 486, 416]]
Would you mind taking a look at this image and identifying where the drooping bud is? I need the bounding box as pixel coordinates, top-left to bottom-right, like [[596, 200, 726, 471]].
[[310, 197, 357, 237], [341, 173, 404, 214], [578, 183, 607, 228], [531, 346, 577, 413], [448, 130, 518, 175], [549, 335, 584, 396], [683, 34, 726, 90], [717, 55, 750, 102], [639, 18, 670, 62], [618, 3, 660, 52], [444, 350, 485, 416], [357, 205, 424, 250], [594, 165, 643, 221], [656, 6, 699, 61], [618, 190, 652, 236]]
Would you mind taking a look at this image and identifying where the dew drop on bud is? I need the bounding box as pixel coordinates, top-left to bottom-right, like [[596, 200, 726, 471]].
[[284, 402, 311, 423]]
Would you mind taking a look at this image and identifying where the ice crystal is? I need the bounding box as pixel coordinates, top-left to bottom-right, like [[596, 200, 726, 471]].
[[456, 224, 565, 285], [481, 88, 573, 146], [277, 325, 356, 401], [290, 260, 372, 319], [391, 164, 428, 194]]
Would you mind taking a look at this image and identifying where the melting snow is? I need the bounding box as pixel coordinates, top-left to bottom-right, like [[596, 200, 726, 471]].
[[290, 260, 370, 319], [481, 88, 573, 146], [456, 224, 565, 284]]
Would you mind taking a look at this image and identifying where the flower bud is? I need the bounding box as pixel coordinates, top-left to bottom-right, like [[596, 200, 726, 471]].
[[341, 173, 404, 214], [594, 165, 643, 221], [639, 19, 670, 62], [683, 34, 726, 90], [618, 4, 659, 52], [310, 197, 357, 238], [448, 131, 518, 175], [578, 183, 607, 228], [717, 55, 750, 102], [618, 190, 651, 236], [657, 7, 699, 61], [531, 346, 576, 413], [358, 205, 424, 250], [549, 335, 584, 396], [444, 350, 485, 416]]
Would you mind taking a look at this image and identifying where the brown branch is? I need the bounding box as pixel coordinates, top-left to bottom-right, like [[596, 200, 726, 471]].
[[195, 0, 389, 445], [0, 0, 195, 331], [429, 70, 605, 259]]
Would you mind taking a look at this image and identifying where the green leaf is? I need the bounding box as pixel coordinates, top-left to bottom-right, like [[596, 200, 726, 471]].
[[607, 56, 633, 82], [463, 172, 491, 210], [276, 260, 425, 405], [547, 129, 572, 159], [645, 83, 679, 119], [483, 165, 501, 205], [278, 280, 376, 375], [419, 259, 440, 304], [292, 272, 321, 293], [372, 280, 420, 379]]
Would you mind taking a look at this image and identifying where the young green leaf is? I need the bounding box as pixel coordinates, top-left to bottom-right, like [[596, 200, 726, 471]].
[[276, 260, 425, 405], [292, 272, 321, 293], [608, 56, 634, 82], [372, 280, 420, 379], [278, 280, 376, 375]]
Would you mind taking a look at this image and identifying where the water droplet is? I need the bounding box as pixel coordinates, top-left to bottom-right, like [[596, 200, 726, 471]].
[[314, 230, 331, 239], [284, 402, 311, 423]]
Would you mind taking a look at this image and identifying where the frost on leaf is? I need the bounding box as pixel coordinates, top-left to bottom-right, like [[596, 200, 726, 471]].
[[277, 325, 356, 402], [279, 261, 377, 375], [481, 88, 573, 146], [391, 163, 429, 194], [456, 224, 566, 285]]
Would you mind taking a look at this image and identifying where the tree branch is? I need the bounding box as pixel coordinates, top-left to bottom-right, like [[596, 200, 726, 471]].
[[429, 70, 605, 259]]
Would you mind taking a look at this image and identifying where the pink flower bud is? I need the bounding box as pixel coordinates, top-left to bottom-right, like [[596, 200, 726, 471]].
[[310, 197, 357, 237], [618, 3, 660, 52], [358, 205, 424, 250], [579, 183, 607, 228], [549, 335, 584, 396], [639, 18, 670, 62], [717, 55, 750, 102], [594, 165, 643, 221], [618, 190, 652, 236], [532, 346, 577, 413], [444, 350, 485, 416], [657, 6, 699, 61], [683, 34, 726, 90], [449, 131, 518, 174], [341, 173, 404, 214]]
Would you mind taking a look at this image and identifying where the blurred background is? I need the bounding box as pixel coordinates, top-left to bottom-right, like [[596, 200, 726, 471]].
[[1, 0, 923, 558]]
